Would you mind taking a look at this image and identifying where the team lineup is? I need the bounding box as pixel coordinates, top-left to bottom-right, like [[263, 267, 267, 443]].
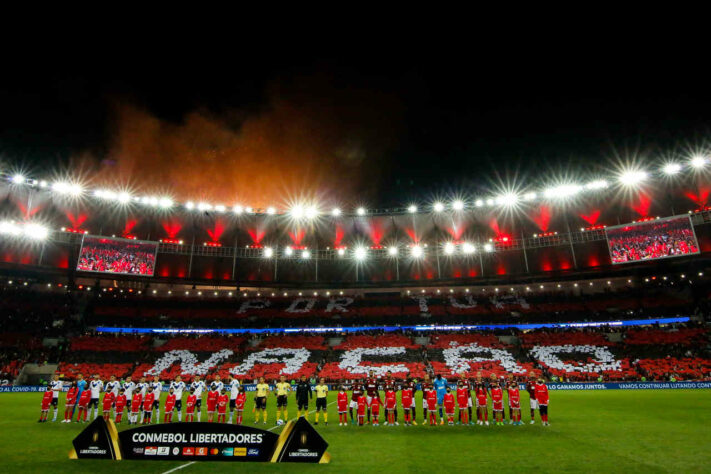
[[38, 371, 551, 428]]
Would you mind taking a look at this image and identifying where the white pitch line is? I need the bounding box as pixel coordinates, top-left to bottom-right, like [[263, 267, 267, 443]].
[[159, 401, 336, 474]]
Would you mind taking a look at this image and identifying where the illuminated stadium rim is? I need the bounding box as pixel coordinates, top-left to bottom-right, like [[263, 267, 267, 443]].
[[95, 316, 690, 335], [0, 157, 707, 218]]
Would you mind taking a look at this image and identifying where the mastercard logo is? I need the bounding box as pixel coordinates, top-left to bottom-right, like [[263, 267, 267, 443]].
[[210, 448, 219, 456]]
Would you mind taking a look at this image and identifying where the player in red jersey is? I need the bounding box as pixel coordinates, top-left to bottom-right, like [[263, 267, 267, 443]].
[[114, 388, 127, 424], [508, 381, 522, 425], [350, 379, 364, 425], [142, 386, 155, 424], [39, 388, 54, 422], [443, 387, 456, 425], [401, 383, 414, 426], [356, 394, 367, 426], [456, 384, 470, 425], [234, 388, 246, 425], [475, 381, 489, 425], [491, 383, 504, 425], [185, 388, 197, 422], [527, 375, 538, 424], [385, 388, 397, 425], [337, 386, 349, 426], [420, 374, 433, 424], [217, 389, 229, 423], [425, 389, 438, 425], [164, 388, 177, 422], [77, 388, 92, 422], [364, 371, 378, 424], [383, 371, 401, 424], [63, 382, 78, 422], [457, 373, 473, 425], [207, 384, 219, 422], [102, 390, 115, 419], [130, 389, 142, 425], [370, 392, 382, 426], [534, 378, 550, 426]]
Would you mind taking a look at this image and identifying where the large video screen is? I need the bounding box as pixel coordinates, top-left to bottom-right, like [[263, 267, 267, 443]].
[[606, 215, 699, 264], [77, 235, 158, 276]]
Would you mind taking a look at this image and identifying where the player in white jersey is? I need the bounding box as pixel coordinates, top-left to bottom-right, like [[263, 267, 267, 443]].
[[190, 376, 207, 421], [105, 375, 121, 397], [150, 376, 162, 423], [88, 375, 104, 420], [122, 377, 136, 398], [49, 375, 63, 422], [213, 375, 225, 393], [136, 376, 148, 396], [227, 376, 241, 423], [169, 375, 186, 421]]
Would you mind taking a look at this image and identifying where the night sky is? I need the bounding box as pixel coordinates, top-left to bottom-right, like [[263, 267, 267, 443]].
[[1, 40, 710, 208]]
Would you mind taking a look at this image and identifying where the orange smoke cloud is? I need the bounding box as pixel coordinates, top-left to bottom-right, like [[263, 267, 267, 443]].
[[92, 78, 403, 208]]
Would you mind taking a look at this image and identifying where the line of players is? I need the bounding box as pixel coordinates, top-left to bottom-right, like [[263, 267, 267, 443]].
[[338, 371, 550, 427], [39, 371, 550, 427]]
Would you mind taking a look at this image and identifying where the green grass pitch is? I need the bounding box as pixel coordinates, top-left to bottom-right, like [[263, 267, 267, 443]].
[[1, 390, 709, 473]]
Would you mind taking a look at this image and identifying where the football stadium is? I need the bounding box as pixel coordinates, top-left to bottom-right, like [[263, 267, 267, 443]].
[[2, 46, 711, 473]]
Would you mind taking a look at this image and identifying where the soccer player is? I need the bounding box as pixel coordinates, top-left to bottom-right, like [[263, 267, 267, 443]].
[[105, 375, 121, 397], [491, 381, 504, 425], [130, 388, 143, 424], [207, 383, 219, 423], [535, 378, 550, 426], [63, 381, 78, 423], [295, 374, 312, 420], [151, 375, 162, 423], [136, 376, 148, 396], [508, 380, 522, 425], [403, 376, 417, 425], [185, 388, 197, 422], [370, 391, 382, 426], [39, 387, 53, 422], [88, 374, 104, 420], [275, 375, 290, 424], [433, 374, 448, 425], [49, 374, 63, 422], [349, 379, 364, 425], [337, 386, 349, 426], [314, 377, 328, 425], [255, 377, 269, 424], [401, 381, 414, 426], [385, 387, 397, 426], [190, 375, 207, 421], [356, 394, 367, 426], [213, 374, 225, 393], [475, 379, 489, 426], [383, 371, 399, 424], [228, 375, 241, 424], [420, 374, 433, 425], [114, 388, 127, 424], [164, 387, 176, 423], [506, 374, 516, 424], [456, 382, 470, 425], [122, 376, 136, 399], [234, 387, 246, 425], [527, 375, 538, 424], [457, 373, 473, 425], [102, 389, 115, 419], [444, 387, 456, 425], [217, 388, 229, 423], [169, 375, 186, 421], [77, 387, 91, 422], [142, 386, 155, 424], [73, 373, 87, 420], [365, 370, 378, 424], [425, 388, 438, 425]]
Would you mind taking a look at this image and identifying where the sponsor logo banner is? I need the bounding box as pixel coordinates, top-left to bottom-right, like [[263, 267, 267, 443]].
[[71, 416, 329, 462], [545, 382, 711, 390]]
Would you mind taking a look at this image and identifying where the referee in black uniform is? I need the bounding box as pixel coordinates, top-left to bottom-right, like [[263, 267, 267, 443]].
[[295, 374, 313, 419]]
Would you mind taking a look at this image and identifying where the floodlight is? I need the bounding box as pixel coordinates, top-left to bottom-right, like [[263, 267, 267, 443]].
[[443, 242, 455, 255], [11, 174, 25, 184], [585, 180, 609, 190], [354, 246, 367, 260], [214, 204, 226, 213], [284, 247, 294, 256], [691, 155, 707, 168], [411, 245, 423, 258], [291, 205, 304, 218], [266, 206, 276, 215], [356, 207, 366, 216], [474, 199, 483, 207], [185, 201, 195, 210], [462, 242, 476, 254], [305, 206, 318, 219], [337, 248, 346, 256], [484, 243, 494, 252], [618, 170, 647, 186], [331, 208, 341, 217], [301, 250, 311, 259], [263, 247, 274, 258], [433, 202, 444, 212], [233, 205, 244, 214], [24, 223, 48, 240], [523, 192, 536, 201], [663, 163, 682, 175], [407, 204, 417, 213], [388, 246, 398, 256], [158, 197, 173, 209], [452, 200, 464, 211]]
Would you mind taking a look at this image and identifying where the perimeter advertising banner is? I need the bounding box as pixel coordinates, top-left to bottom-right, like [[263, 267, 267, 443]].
[[70, 416, 330, 463]]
